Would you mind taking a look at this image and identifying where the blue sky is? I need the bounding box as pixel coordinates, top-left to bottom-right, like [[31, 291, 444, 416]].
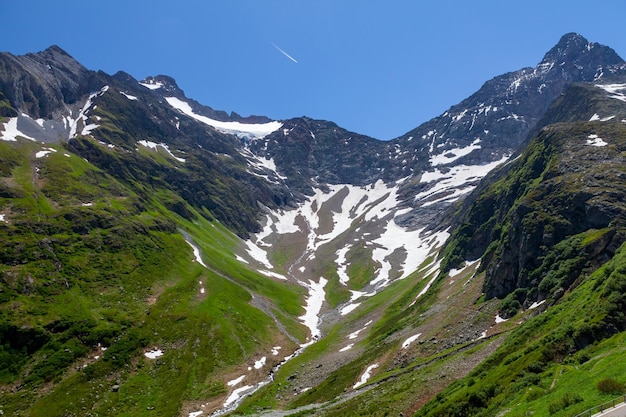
[[2, 1, 625, 139]]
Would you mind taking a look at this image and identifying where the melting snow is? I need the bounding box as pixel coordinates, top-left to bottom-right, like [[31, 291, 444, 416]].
[[120, 91, 138, 100], [188, 412, 203, 417], [223, 385, 254, 407], [299, 277, 327, 343], [449, 259, 481, 277], [144, 348, 164, 359], [402, 333, 421, 349], [430, 139, 481, 166], [339, 344, 354, 352], [417, 157, 509, 206], [335, 246, 351, 286], [36, 147, 57, 158], [1, 117, 37, 141], [596, 83, 626, 102], [348, 320, 372, 340], [165, 97, 282, 139], [69, 85, 109, 138], [408, 258, 444, 306], [495, 315, 508, 324], [271, 346, 282, 356], [340, 302, 361, 316], [244, 240, 273, 269], [137, 140, 186, 162], [349, 290, 376, 302], [353, 364, 379, 389], [139, 80, 164, 90], [253, 357, 266, 369], [590, 113, 616, 122], [529, 300, 546, 309], [586, 134, 607, 147], [258, 270, 288, 280], [0, 214, 5, 222], [184, 238, 208, 268]]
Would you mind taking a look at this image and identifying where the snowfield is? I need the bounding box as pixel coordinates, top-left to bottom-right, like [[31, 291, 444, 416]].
[[165, 96, 282, 139]]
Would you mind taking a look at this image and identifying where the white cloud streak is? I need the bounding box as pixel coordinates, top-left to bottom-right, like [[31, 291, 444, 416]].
[[271, 43, 298, 63]]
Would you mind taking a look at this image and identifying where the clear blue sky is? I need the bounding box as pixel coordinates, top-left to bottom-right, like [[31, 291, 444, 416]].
[[2, 0, 625, 140]]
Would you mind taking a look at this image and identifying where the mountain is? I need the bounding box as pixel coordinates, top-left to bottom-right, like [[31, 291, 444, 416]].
[[416, 80, 626, 417], [1, 33, 626, 417]]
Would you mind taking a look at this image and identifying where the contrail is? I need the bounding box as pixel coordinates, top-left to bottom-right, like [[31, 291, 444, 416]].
[[271, 43, 298, 63]]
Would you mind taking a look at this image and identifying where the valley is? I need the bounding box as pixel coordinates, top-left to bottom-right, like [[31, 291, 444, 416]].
[[2, 33, 626, 417]]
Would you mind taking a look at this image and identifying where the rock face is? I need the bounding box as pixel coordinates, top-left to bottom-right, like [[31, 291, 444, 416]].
[[442, 79, 626, 311], [0, 45, 100, 119]]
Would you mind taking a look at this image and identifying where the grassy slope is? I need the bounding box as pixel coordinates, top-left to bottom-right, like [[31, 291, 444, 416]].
[[0, 139, 306, 416], [415, 241, 626, 417]]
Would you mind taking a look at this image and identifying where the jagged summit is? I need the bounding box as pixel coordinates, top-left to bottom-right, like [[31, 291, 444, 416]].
[[539, 32, 624, 79], [139, 75, 183, 96]]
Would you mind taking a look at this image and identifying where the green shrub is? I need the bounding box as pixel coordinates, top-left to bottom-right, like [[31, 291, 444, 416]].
[[547, 392, 583, 414], [596, 378, 624, 395]]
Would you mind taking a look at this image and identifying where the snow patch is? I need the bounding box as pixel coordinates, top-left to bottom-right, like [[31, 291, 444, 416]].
[[348, 320, 372, 340], [335, 246, 351, 286], [253, 356, 266, 369], [184, 238, 208, 268], [417, 157, 509, 206], [120, 91, 138, 100], [590, 113, 616, 122], [244, 240, 273, 269], [596, 83, 626, 102], [528, 300, 546, 309], [144, 348, 164, 359], [165, 96, 282, 139], [339, 344, 354, 352], [139, 80, 164, 90], [430, 139, 481, 166], [353, 364, 379, 389], [449, 259, 481, 277], [340, 302, 361, 316], [495, 315, 508, 324], [586, 134, 607, 147], [137, 140, 186, 162], [258, 269, 288, 280], [1, 117, 37, 142], [223, 385, 254, 407], [402, 333, 421, 349], [36, 147, 57, 158], [69, 85, 109, 138], [299, 277, 327, 343]]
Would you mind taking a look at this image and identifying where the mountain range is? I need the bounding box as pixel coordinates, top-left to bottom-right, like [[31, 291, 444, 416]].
[[2, 33, 626, 416]]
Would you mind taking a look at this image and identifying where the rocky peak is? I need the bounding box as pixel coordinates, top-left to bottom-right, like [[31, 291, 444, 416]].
[[139, 75, 184, 96], [539, 32, 624, 80], [0, 45, 98, 118]]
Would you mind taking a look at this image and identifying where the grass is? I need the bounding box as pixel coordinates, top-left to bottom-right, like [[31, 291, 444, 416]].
[[0, 141, 309, 416], [414, 241, 626, 417]]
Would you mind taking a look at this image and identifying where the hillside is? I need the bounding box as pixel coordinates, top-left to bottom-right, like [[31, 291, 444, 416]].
[[1, 34, 626, 417]]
